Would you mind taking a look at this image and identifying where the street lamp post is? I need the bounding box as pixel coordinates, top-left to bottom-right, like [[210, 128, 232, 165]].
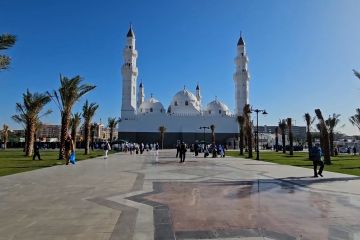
[[251, 108, 268, 160]]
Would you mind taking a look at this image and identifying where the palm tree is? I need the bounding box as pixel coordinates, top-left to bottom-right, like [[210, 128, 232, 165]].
[[210, 124, 215, 144], [1, 124, 9, 149], [304, 113, 315, 159], [278, 119, 287, 154], [107, 117, 118, 143], [70, 113, 81, 148], [274, 127, 279, 152], [82, 100, 99, 155], [315, 109, 331, 164], [12, 90, 51, 156], [48, 75, 96, 159], [243, 104, 253, 158], [325, 114, 341, 157], [0, 34, 16, 71], [287, 118, 294, 155], [159, 126, 166, 149], [237, 115, 245, 155], [349, 108, 360, 132]]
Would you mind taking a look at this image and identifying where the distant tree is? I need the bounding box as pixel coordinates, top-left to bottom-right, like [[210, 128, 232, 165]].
[[210, 124, 215, 144], [274, 127, 279, 152], [349, 108, 360, 132], [159, 126, 166, 149], [325, 114, 341, 157], [1, 124, 9, 149], [287, 118, 294, 155], [107, 117, 118, 143], [12, 90, 51, 156], [278, 119, 287, 154], [243, 104, 253, 158], [48, 75, 96, 159], [0, 33, 16, 71], [82, 100, 99, 155], [70, 113, 81, 148], [304, 113, 315, 159], [315, 109, 331, 164], [237, 115, 245, 155]]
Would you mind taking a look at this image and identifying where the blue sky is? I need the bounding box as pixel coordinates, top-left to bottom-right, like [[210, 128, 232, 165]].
[[1, 0, 360, 134]]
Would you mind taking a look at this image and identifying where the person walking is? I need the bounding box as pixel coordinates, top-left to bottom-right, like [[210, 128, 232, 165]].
[[104, 140, 111, 159], [180, 142, 187, 163], [155, 142, 160, 162], [176, 142, 181, 158], [194, 142, 199, 157], [64, 135, 74, 165], [310, 143, 324, 177], [33, 142, 42, 160]]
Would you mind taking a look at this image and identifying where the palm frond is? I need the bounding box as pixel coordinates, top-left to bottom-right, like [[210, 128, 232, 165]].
[[353, 69, 360, 80], [0, 55, 11, 70], [0, 34, 16, 50]]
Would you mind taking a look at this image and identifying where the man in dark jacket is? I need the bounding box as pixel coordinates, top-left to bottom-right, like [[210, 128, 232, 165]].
[[33, 142, 42, 160], [180, 142, 187, 163], [310, 144, 324, 177]]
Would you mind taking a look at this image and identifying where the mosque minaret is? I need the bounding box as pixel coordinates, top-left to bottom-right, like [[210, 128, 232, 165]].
[[233, 34, 250, 116], [121, 25, 138, 118], [118, 26, 251, 146]]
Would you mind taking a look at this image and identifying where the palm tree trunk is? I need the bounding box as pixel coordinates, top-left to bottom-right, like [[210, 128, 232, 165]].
[[289, 132, 293, 155], [84, 123, 90, 155], [26, 123, 35, 157], [109, 127, 113, 144], [247, 126, 253, 158], [275, 135, 279, 152], [282, 133, 286, 153], [71, 127, 76, 150], [323, 131, 331, 164], [161, 133, 164, 149], [306, 130, 312, 159], [59, 112, 70, 160], [329, 131, 334, 157], [211, 131, 215, 144], [239, 129, 244, 155]]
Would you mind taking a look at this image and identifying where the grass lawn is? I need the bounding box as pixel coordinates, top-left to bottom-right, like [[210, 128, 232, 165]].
[[0, 149, 116, 177], [227, 150, 360, 176]]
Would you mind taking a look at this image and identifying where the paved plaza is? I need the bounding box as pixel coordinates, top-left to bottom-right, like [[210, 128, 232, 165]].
[[1, 150, 360, 240]]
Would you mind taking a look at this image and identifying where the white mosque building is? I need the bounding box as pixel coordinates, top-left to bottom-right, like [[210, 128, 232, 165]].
[[118, 26, 250, 147]]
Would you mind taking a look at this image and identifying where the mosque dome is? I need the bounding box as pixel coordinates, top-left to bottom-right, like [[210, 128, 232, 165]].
[[206, 99, 231, 116], [139, 97, 165, 114], [169, 89, 201, 115]]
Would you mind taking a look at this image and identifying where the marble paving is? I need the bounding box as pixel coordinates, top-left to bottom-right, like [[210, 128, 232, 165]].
[[0, 150, 360, 240]]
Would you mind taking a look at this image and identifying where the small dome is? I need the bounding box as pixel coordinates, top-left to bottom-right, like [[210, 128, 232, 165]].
[[206, 100, 231, 116], [169, 89, 201, 115], [139, 98, 165, 114]]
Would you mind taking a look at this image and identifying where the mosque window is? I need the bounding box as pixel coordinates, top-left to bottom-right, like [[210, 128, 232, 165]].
[[209, 110, 211, 114], [150, 108, 153, 112], [160, 109, 163, 113], [129, 46, 132, 49], [241, 53, 244, 56], [140, 109, 142, 112], [174, 101, 178, 106], [219, 110, 222, 114], [185, 101, 189, 106]]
